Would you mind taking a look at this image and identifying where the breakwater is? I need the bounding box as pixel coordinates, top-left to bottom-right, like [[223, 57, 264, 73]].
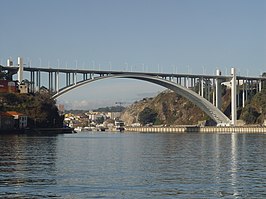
[[125, 126, 266, 134]]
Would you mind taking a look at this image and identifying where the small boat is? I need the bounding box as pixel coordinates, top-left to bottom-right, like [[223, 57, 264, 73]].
[[74, 126, 83, 132]]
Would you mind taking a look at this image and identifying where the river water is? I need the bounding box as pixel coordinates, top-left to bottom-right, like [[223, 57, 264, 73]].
[[0, 132, 265, 198]]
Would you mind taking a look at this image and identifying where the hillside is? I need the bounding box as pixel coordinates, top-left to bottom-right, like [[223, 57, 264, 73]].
[[121, 90, 209, 126], [240, 89, 266, 124], [0, 92, 63, 128], [121, 88, 266, 126]]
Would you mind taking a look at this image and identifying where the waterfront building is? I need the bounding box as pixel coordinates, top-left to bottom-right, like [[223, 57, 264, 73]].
[[6, 111, 28, 129], [0, 112, 15, 129]]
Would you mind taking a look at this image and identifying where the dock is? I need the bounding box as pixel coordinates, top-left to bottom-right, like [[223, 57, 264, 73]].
[[125, 126, 266, 134]]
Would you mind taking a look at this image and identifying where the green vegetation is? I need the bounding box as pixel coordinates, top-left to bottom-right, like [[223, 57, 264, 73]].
[[240, 105, 259, 124], [95, 116, 105, 124], [0, 92, 63, 128], [138, 107, 158, 125], [240, 89, 266, 124]]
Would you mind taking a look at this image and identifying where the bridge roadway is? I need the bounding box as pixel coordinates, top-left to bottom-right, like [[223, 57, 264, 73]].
[[2, 65, 266, 81]]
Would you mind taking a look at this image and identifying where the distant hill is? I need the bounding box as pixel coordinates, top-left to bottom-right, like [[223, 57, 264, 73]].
[[65, 106, 125, 114], [93, 106, 125, 112]]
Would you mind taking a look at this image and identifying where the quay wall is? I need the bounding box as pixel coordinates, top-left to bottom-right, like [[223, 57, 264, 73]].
[[125, 126, 266, 134]]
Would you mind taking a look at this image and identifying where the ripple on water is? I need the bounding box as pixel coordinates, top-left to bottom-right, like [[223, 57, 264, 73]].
[[0, 133, 265, 198]]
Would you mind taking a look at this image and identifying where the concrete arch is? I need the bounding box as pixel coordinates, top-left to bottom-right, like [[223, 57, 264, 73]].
[[52, 74, 230, 124]]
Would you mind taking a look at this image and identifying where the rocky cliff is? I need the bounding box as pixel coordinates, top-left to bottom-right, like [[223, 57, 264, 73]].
[[120, 90, 209, 126]]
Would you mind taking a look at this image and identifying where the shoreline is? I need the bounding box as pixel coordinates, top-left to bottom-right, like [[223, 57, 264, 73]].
[[0, 127, 75, 135], [125, 126, 266, 134]]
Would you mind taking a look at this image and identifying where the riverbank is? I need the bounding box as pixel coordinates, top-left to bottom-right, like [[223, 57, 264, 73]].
[[125, 126, 266, 134], [0, 127, 75, 135], [25, 127, 75, 135]]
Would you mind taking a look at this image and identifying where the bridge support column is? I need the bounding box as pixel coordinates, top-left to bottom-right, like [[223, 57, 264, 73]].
[[242, 79, 245, 108], [53, 72, 56, 91], [207, 78, 211, 101], [251, 80, 254, 96], [17, 57, 24, 83], [49, 72, 53, 92], [83, 73, 87, 81], [72, 73, 75, 84], [56, 71, 59, 93], [30, 71, 35, 93], [36, 70, 40, 92], [231, 68, 237, 126], [201, 78, 204, 98], [212, 79, 215, 106], [66, 73, 71, 86], [215, 70, 222, 109], [184, 77, 187, 88], [237, 79, 240, 108], [259, 80, 262, 92], [246, 80, 249, 101]]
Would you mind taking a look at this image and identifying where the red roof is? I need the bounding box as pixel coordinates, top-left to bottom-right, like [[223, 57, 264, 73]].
[[0, 112, 13, 117], [6, 111, 24, 116]]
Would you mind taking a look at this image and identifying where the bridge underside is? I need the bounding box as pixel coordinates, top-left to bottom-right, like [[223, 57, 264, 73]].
[[52, 74, 231, 125]]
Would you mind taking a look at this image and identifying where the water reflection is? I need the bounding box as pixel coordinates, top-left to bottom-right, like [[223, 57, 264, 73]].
[[230, 133, 239, 197], [0, 135, 58, 198], [0, 133, 265, 198]]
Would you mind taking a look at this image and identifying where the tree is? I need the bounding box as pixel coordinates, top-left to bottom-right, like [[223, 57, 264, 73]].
[[95, 116, 104, 124], [240, 104, 260, 124], [138, 107, 157, 125]]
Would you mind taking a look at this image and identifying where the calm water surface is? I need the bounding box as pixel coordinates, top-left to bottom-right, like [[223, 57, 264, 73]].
[[0, 132, 265, 198]]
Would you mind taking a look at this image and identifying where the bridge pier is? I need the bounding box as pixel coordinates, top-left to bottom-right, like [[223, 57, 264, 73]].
[[237, 79, 240, 108], [242, 79, 246, 108], [206, 79, 211, 101], [18, 57, 23, 83], [201, 77, 204, 97], [48, 72, 53, 91], [30, 71, 35, 93], [258, 80, 262, 92], [231, 68, 237, 126], [36, 70, 41, 92], [56, 71, 59, 92]]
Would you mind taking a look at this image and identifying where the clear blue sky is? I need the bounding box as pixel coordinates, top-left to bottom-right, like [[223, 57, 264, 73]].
[[1, 0, 265, 109]]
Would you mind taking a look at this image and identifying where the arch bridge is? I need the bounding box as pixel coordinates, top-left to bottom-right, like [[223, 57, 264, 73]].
[[1, 57, 266, 125]]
